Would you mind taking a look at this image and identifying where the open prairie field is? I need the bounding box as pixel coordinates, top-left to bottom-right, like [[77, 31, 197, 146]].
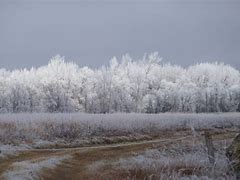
[[1, 0, 240, 179], [0, 113, 239, 179]]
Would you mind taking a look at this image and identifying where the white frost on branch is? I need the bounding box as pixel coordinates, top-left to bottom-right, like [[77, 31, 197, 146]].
[[0, 53, 239, 113]]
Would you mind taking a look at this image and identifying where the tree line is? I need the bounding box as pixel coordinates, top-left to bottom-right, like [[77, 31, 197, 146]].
[[0, 53, 239, 113]]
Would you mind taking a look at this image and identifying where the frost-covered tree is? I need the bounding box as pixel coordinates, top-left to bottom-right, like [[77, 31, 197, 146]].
[[0, 53, 239, 113]]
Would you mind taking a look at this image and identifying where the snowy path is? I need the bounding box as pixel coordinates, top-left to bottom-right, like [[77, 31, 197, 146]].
[[0, 133, 192, 179], [0, 130, 235, 180]]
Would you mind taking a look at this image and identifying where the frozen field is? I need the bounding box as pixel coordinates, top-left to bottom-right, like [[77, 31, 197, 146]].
[[0, 113, 240, 147], [0, 113, 239, 179]]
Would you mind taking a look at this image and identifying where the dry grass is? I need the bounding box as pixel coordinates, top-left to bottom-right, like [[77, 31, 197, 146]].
[[86, 135, 236, 179], [0, 113, 239, 179], [0, 113, 239, 148], [0, 129, 237, 179]]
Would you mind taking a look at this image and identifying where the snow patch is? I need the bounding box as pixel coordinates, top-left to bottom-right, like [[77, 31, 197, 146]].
[[1, 155, 71, 180], [0, 144, 30, 158]]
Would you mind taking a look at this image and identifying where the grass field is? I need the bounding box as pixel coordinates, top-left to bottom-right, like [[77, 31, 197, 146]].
[[0, 113, 239, 179]]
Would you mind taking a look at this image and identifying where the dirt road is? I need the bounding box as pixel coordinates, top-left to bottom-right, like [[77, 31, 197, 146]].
[[0, 130, 235, 180]]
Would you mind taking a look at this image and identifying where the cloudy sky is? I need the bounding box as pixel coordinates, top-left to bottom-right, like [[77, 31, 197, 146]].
[[0, 0, 240, 69]]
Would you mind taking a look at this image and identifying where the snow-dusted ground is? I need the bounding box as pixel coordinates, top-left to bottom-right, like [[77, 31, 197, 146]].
[[0, 113, 239, 147], [0, 112, 238, 179], [89, 139, 235, 179], [0, 144, 30, 159], [1, 155, 71, 180]]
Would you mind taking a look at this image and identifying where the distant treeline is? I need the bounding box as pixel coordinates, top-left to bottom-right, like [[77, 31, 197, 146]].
[[0, 53, 240, 113]]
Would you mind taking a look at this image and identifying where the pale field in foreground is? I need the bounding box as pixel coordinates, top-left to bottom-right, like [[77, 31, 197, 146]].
[[0, 113, 239, 179], [0, 113, 239, 147]]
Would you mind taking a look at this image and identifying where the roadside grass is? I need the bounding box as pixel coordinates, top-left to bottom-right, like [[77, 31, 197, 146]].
[[0, 113, 239, 179], [0, 129, 237, 179], [86, 134, 236, 179], [0, 113, 239, 148]]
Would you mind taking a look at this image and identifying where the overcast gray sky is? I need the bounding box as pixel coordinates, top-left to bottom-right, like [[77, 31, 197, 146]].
[[0, 0, 240, 70]]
